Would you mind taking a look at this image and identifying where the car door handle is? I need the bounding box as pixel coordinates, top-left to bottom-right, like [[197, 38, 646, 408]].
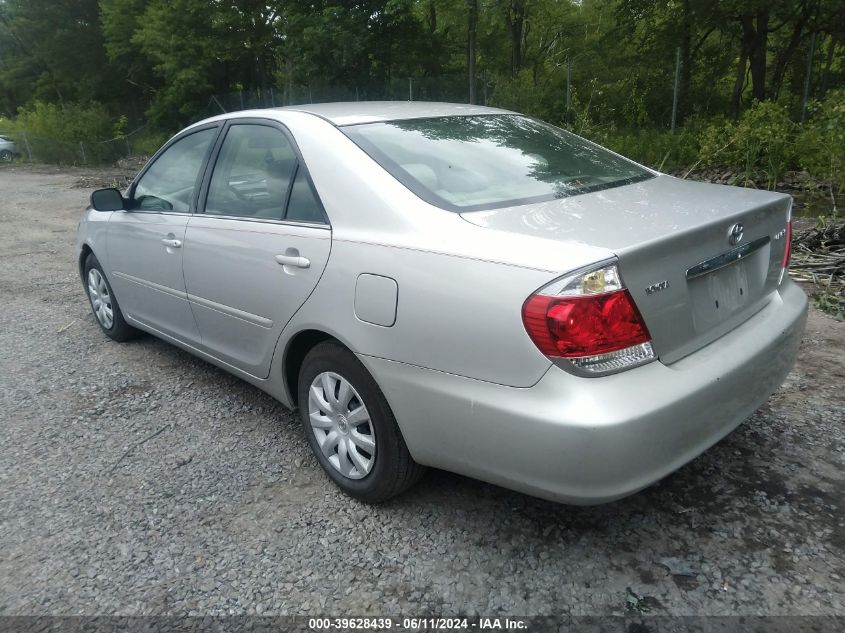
[[161, 238, 182, 248], [275, 254, 310, 269]]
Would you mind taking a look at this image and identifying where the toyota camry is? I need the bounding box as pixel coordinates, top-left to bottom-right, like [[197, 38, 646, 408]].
[[77, 102, 808, 504]]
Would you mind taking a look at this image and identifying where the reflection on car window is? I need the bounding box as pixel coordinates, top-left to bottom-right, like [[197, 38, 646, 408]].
[[206, 125, 297, 220], [133, 128, 215, 212], [343, 115, 653, 212], [285, 167, 325, 224]]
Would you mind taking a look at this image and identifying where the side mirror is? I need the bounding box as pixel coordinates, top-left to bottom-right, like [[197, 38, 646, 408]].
[[90, 188, 126, 211]]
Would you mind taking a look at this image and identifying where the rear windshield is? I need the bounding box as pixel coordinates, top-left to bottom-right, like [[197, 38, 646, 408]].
[[343, 114, 653, 212]]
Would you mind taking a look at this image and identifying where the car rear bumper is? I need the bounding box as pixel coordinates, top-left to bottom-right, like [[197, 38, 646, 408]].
[[358, 278, 808, 504]]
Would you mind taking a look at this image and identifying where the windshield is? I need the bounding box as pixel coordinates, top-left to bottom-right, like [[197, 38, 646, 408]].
[[343, 114, 653, 212]]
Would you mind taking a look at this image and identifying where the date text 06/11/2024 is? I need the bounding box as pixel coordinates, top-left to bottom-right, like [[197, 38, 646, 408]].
[[308, 617, 529, 630]]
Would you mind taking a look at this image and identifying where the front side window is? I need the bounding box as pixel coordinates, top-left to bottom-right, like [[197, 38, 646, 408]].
[[132, 128, 215, 212], [343, 115, 653, 212], [205, 124, 297, 220]]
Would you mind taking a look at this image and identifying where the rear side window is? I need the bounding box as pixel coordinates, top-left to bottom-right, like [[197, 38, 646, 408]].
[[132, 128, 215, 212], [285, 166, 325, 224], [343, 114, 653, 212], [205, 124, 297, 220]]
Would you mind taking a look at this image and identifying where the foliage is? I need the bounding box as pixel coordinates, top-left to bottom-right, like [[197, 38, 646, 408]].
[[127, 131, 171, 158], [1, 0, 840, 129], [812, 289, 845, 320], [0, 0, 842, 174], [698, 102, 798, 188], [590, 126, 702, 172], [490, 70, 567, 124], [5, 101, 121, 164], [0, 0, 137, 115], [691, 93, 845, 190], [797, 89, 845, 191], [11, 101, 112, 141]]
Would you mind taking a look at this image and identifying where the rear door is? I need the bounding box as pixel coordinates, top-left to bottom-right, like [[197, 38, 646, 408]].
[[182, 120, 331, 378], [107, 126, 218, 344]]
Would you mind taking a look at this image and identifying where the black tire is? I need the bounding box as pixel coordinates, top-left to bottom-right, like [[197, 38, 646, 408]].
[[0, 150, 12, 162], [83, 253, 141, 342], [297, 341, 425, 503]]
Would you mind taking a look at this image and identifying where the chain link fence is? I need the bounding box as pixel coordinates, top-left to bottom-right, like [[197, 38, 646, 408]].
[[5, 125, 151, 166]]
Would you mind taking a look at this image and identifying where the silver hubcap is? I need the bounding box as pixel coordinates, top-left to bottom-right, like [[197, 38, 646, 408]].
[[87, 268, 114, 329], [308, 372, 376, 479]]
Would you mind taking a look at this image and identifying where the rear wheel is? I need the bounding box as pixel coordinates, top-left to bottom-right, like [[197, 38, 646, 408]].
[[83, 253, 140, 342], [0, 150, 13, 162], [297, 341, 424, 502]]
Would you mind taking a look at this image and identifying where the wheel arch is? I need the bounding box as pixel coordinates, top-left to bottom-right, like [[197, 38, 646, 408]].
[[78, 244, 94, 280], [283, 329, 345, 407]]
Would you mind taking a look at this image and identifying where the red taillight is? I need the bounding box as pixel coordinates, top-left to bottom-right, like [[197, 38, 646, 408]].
[[782, 219, 792, 271], [522, 289, 651, 358]]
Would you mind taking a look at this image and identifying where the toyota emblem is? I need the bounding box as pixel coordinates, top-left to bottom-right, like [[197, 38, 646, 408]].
[[728, 223, 744, 245]]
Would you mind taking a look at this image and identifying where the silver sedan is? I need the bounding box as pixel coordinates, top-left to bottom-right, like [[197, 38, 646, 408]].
[[77, 102, 807, 504]]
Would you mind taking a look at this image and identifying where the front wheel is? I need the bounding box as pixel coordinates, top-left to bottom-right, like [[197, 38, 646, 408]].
[[297, 341, 425, 503], [83, 253, 140, 342]]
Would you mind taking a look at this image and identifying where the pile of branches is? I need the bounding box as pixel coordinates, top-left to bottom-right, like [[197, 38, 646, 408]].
[[790, 216, 845, 307], [72, 173, 134, 191]]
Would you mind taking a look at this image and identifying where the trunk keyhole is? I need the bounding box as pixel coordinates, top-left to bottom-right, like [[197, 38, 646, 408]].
[[739, 287, 744, 296], [715, 300, 720, 309]]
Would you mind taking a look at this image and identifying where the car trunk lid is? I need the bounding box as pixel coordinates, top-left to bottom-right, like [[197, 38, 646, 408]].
[[460, 175, 792, 364]]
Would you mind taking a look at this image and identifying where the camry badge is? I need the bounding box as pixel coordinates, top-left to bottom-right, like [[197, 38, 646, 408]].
[[728, 223, 744, 245], [645, 280, 669, 295]]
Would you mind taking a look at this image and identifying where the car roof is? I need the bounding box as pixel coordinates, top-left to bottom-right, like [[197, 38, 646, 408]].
[[275, 101, 515, 126]]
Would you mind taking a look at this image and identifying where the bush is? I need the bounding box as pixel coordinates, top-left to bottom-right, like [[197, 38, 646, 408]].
[[5, 101, 127, 164], [594, 126, 701, 172], [126, 130, 171, 158], [797, 89, 845, 191], [698, 101, 798, 188]]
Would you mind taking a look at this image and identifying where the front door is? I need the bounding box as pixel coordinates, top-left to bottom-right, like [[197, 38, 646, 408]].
[[182, 122, 331, 378], [107, 126, 217, 343]]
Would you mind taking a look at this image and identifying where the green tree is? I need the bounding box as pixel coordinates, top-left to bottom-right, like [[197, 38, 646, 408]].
[[0, 0, 109, 112]]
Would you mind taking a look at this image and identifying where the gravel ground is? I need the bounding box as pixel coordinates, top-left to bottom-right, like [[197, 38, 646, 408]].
[[0, 163, 843, 617]]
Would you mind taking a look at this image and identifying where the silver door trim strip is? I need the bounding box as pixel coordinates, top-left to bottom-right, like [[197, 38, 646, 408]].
[[125, 313, 267, 381], [112, 271, 188, 299], [187, 293, 274, 329], [686, 236, 771, 281], [113, 271, 272, 329]]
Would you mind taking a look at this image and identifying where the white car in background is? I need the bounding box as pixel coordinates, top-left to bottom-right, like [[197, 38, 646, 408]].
[[0, 135, 19, 162]]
